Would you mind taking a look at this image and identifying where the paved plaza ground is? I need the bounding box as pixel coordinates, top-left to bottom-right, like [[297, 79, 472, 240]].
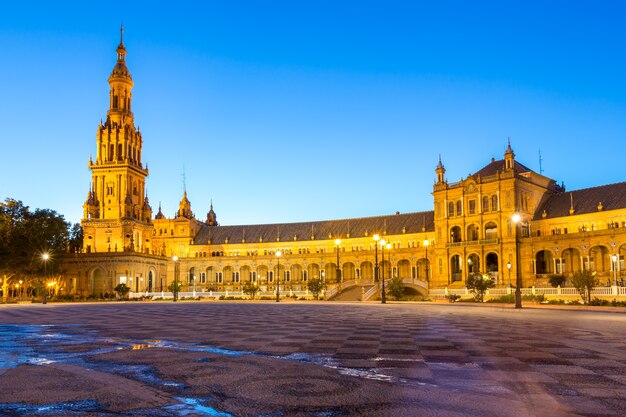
[[0, 302, 625, 416]]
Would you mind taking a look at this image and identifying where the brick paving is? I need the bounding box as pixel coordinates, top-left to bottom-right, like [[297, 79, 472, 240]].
[[0, 302, 625, 416]]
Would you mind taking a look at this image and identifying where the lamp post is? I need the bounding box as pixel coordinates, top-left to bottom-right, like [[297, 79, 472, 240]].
[[380, 238, 387, 304], [423, 239, 430, 283], [507, 261, 512, 289], [276, 250, 282, 302], [612, 254, 618, 286], [373, 234, 380, 283], [172, 255, 179, 302], [193, 275, 197, 298], [511, 214, 523, 309], [335, 239, 342, 284], [41, 253, 49, 304]]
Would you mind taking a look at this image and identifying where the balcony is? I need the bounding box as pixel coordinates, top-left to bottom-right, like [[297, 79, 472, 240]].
[[446, 238, 499, 248]]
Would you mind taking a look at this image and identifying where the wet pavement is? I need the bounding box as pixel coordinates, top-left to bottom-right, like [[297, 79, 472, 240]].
[[0, 302, 625, 416]]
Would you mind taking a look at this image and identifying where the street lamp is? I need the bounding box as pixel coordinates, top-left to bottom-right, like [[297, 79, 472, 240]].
[[612, 254, 618, 286], [511, 214, 523, 309], [193, 275, 197, 298], [172, 255, 179, 302], [373, 234, 380, 283], [276, 250, 282, 302], [42, 253, 49, 304], [334, 239, 342, 284], [423, 239, 430, 283], [506, 261, 512, 289], [380, 238, 387, 304]]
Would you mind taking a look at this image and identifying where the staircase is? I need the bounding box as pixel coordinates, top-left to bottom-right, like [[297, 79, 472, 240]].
[[332, 285, 376, 301]]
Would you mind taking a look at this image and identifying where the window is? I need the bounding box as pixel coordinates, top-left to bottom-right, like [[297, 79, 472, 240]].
[[448, 202, 455, 217], [302, 270, 308, 281], [268, 271, 274, 282], [456, 200, 462, 216], [285, 271, 291, 282], [200, 272, 206, 284], [491, 195, 498, 211], [482, 196, 489, 212], [233, 271, 240, 283], [216, 272, 223, 283], [469, 200, 476, 214], [250, 271, 257, 282], [411, 266, 417, 279], [356, 269, 361, 279], [555, 259, 565, 274]]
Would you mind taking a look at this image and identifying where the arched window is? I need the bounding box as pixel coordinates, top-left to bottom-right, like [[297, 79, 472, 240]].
[[491, 195, 499, 211], [450, 255, 462, 282], [450, 226, 462, 243], [448, 202, 455, 217], [485, 222, 498, 240], [482, 196, 489, 212], [456, 200, 463, 216]]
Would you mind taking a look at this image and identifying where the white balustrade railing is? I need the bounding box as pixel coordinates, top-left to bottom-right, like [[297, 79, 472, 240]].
[[429, 285, 626, 298], [362, 285, 377, 301]]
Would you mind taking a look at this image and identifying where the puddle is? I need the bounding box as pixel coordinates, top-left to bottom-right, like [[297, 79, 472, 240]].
[[164, 397, 234, 416], [0, 323, 432, 415], [0, 400, 106, 416]]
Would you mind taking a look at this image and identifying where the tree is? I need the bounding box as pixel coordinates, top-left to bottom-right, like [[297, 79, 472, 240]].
[[68, 223, 84, 253], [0, 199, 70, 299], [466, 272, 495, 302], [548, 274, 566, 288], [242, 281, 259, 299], [114, 283, 131, 299], [570, 270, 598, 305], [168, 280, 183, 293], [387, 277, 405, 300], [307, 278, 325, 300]]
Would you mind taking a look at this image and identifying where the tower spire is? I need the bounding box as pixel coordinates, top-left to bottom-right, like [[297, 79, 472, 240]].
[[504, 138, 515, 170]]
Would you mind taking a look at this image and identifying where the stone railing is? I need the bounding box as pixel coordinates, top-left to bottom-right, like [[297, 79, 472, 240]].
[[429, 285, 626, 298]]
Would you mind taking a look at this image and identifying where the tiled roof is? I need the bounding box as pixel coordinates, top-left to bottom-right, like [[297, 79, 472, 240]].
[[193, 211, 435, 246], [473, 159, 533, 178], [534, 181, 626, 220]]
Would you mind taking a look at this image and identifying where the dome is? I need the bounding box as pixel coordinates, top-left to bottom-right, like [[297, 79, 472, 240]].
[[111, 61, 132, 79]]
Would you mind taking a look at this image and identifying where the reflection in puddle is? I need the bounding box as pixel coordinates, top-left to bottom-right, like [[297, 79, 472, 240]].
[[164, 397, 234, 416]]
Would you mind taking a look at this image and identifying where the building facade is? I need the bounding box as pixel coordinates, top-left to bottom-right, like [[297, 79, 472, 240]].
[[61, 36, 626, 297]]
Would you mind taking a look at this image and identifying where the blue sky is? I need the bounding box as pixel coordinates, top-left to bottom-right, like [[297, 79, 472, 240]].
[[1, 1, 625, 226]]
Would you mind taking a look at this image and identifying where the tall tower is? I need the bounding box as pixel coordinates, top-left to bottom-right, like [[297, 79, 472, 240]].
[[82, 27, 153, 254]]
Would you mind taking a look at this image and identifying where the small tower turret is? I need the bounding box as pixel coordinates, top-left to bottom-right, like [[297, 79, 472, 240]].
[[504, 138, 515, 171], [177, 191, 193, 219], [206, 200, 218, 226], [435, 155, 446, 184]]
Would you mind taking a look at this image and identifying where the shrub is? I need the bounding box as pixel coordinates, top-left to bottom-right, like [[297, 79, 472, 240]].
[[570, 270, 598, 304], [387, 277, 405, 300], [548, 274, 567, 288], [445, 293, 461, 303], [486, 293, 515, 303], [307, 278, 325, 300], [466, 273, 495, 302], [114, 283, 131, 300], [242, 281, 260, 299], [589, 298, 610, 306]]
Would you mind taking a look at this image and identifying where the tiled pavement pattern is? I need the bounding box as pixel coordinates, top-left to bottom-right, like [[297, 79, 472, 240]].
[[0, 302, 625, 416]]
